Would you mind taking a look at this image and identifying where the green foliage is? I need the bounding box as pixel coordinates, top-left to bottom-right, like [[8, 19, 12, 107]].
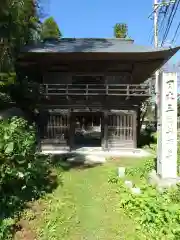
[[6, 79, 44, 114], [114, 23, 128, 38], [178, 99, 180, 116], [41, 17, 62, 41], [0, 218, 15, 240], [0, 72, 16, 109], [0, 73, 15, 86], [118, 182, 180, 239], [169, 184, 180, 203], [0, 0, 43, 114], [0, 117, 36, 159], [0, 0, 41, 72], [108, 171, 119, 184], [138, 127, 156, 148], [126, 158, 156, 178], [109, 156, 180, 239], [178, 145, 180, 166], [0, 117, 57, 239]]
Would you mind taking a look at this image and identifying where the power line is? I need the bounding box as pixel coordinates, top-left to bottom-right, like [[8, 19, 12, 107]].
[[161, 4, 176, 45], [158, 4, 171, 40], [171, 21, 180, 43], [148, 0, 176, 129], [161, 0, 180, 46], [149, 2, 173, 45]]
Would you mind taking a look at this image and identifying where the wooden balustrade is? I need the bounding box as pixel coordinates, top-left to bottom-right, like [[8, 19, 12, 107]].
[[41, 83, 151, 97]]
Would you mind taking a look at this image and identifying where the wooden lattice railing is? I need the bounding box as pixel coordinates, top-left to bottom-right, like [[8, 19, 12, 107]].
[[41, 83, 151, 97]]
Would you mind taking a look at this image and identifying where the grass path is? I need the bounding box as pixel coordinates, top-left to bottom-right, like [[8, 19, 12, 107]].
[[23, 159, 145, 240]]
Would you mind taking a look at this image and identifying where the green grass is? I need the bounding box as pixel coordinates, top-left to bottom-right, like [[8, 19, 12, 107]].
[[19, 157, 150, 240]]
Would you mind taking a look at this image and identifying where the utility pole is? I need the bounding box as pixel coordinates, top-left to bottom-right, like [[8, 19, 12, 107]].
[[149, 0, 176, 128], [154, 0, 159, 129]]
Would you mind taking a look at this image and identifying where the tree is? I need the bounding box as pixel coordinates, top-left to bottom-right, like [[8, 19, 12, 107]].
[[40, 17, 62, 41], [0, 0, 41, 72], [114, 23, 128, 38], [0, 0, 43, 115], [178, 96, 180, 116]]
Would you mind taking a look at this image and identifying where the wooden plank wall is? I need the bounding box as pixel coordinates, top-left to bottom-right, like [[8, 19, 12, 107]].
[[107, 112, 136, 149]]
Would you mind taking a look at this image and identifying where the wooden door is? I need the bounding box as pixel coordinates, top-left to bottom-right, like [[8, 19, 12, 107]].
[[41, 109, 70, 149], [107, 111, 135, 149]]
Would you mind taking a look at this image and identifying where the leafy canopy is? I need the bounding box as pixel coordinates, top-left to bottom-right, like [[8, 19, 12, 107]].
[[0, 0, 41, 72], [41, 17, 62, 41], [114, 23, 128, 38]]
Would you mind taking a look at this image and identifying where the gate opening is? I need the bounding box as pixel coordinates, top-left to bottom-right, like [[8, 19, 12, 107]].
[[73, 112, 102, 148], [39, 109, 136, 151]]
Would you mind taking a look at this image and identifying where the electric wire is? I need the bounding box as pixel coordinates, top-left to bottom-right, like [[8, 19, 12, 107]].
[[158, 4, 171, 43], [161, 0, 180, 46], [171, 21, 180, 43]]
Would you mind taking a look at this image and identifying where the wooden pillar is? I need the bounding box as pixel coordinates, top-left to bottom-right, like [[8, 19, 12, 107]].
[[133, 111, 137, 148], [69, 110, 74, 151], [103, 110, 108, 150], [136, 106, 141, 147]]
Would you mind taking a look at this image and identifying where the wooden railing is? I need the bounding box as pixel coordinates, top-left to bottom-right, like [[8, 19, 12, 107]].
[[41, 84, 151, 97]]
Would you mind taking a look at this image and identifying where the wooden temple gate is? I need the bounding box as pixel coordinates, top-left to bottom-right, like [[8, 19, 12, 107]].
[[16, 37, 180, 152], [38, 77, 147, 150], [41, 108, 136, 150]]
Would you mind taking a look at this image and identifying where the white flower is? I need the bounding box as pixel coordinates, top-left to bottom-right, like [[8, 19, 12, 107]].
[[28, 163, 32, 168], [17, 172, 24, 179]]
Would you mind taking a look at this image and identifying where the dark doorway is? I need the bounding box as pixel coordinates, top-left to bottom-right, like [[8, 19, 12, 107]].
[[72, 112, 102, 148]]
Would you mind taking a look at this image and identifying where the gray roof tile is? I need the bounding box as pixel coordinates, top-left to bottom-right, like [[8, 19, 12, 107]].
[[22, 38, 170, 53]]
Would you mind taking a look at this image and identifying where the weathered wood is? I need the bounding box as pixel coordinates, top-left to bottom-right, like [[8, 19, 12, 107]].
[[42, 83, 151, 97], [41, 109, 70, 150], [37, 72, 148, 149], [39, 95, 148, 108], [17, 55, 163, 84], [69, 111, 75, 150], [103, 110, 108, 150], [107, 111, 135, 149]]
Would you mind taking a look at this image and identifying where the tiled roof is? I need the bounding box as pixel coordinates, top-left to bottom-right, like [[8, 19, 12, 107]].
[[21, 38, 171, 53]]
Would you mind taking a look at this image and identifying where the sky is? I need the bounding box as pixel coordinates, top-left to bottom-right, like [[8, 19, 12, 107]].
[[46, 0, 180, 63]]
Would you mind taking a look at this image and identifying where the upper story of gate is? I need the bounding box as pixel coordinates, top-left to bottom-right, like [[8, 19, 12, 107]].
[[16, 38, 180, 107]]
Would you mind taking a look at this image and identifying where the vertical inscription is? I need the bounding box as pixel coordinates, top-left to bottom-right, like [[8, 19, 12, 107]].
[[157, 72, 177, 178], [165, 79, 176, 160]]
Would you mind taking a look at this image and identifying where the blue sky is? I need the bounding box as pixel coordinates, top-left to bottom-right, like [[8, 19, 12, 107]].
[[47, 0, 180, 62]]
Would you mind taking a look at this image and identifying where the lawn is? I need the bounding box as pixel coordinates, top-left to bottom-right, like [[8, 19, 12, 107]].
[[15, 157, 149, 240]]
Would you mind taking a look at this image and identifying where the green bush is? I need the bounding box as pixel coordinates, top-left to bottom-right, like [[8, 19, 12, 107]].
[[126, 158, 156, 178], [110, 155, 180, 239], [178, 145, 180, 166], [117, 181, 180, 239], [0, 117, 56, 239], [138, 127, 156, 148]]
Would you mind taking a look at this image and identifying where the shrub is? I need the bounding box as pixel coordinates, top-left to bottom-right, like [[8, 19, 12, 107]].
[[126, 158, 156, 178], [0, 117, 55, 239], [138, 127, 156, 148], [178, 145, 180, 166], [117, 181, 180, 239], [109, 155, 180, 239]]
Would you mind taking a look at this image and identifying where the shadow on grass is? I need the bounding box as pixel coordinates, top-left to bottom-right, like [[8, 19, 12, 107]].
[[49, 153, 103, 171]]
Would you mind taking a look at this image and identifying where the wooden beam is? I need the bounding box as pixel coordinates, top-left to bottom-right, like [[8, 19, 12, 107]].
[[69, 110, 74, 151], [103, 110, 108, 150]]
